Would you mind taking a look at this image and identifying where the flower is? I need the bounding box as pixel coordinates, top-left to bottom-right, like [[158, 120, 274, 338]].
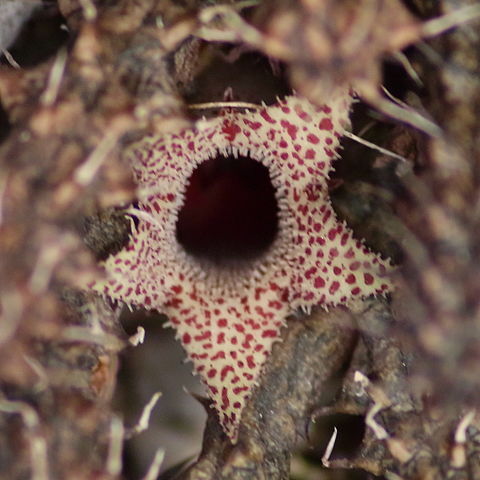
[[91, 89, 392, 441]]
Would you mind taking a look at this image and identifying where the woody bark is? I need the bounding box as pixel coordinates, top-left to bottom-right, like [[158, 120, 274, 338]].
[[0, 1, 479, 480]]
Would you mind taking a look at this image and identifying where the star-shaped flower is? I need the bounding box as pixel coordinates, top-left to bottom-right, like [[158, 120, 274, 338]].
[[90, 88, 392, 441]]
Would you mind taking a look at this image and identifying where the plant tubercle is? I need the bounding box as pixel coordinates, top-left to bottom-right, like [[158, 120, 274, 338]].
[[88, 87, 393, 442]]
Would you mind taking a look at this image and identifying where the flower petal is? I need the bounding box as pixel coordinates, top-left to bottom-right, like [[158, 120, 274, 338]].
[[89, 89, 394, 441]]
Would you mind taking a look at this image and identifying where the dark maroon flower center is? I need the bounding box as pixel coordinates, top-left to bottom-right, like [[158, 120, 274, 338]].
[[176, 155, 279, 264]]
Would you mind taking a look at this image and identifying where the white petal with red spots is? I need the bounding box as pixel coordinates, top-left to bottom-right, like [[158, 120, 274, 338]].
[[89, 89, 393, 441]]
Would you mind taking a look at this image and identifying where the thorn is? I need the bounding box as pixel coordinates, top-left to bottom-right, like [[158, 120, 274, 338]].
[[128, 326, 145, 346], [141, 449, 165, 480], [186, 389, 211, 411], [127, 392, 162, 438], [322, 427, 338, 467]]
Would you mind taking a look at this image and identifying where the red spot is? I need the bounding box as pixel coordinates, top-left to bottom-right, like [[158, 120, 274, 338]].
[[305, 267, 317, 279], [194, 331, 211, 341], [242, 334, 253, 350], [304, 292, 314, 301], [305, 149, 315, 159], [254, 287, 266, 300], [183, 333, 191, 344], [221, 387, 230, 409], [329, 281, 340, 294], [233, 386, 248, 395], [262, 330, 277, 338], [260, 109, 277, 124], [222, 121, 241, 141], [217, 333, 225, 344], [268, 300, 283, 310], [233, 402, 241, 409], [246, 356, 256, 369], [166, 193, 175, 202], [234, 323, 245, 333], [207, 368, 217, 378], [364, 273, 374, 285], [319, 118, 333, 130], [171, 285, 182, 294], [346, 274, 356, 284], [218, 318, 228, 327], [333, 266, 342, 275], [295, 106, 312, 121], [212, 351, 226, 360], [243, 119, 262, 130], [344, 248, 354, 258], [280, 120, 298, 140], [248, 320, 261, 330], [350, 261, 360, 271], [324, 148, 334, 157], [299, 204, 308, 215], [307, 133, 319, 144], [306, 185, 320, 201], [314, 277, 325, 288], [220, 366, 234, 381], [165, 297, 182, 308], [352, 287, 361, 295]]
